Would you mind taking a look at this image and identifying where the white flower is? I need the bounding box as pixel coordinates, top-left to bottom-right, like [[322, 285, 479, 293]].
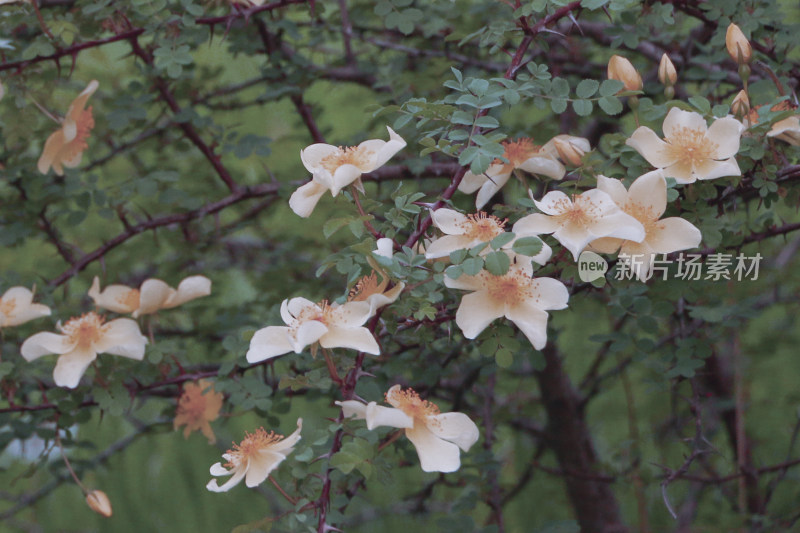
[[246, 297, 379, 362], [626, 107, 744, 184], [20, 312, 147, 388], [0, 287, 51, 328], [513, 189, 645, 261], [459, 136, 589, 209], [767, 114, 800, 146], [207, 419, 302, 492], [591, 171, 702, 280], [443, 258, 568, 349], [425, 208, 551, 266], [289, 127, 406, 217], [373, 237, 395, 258], [337, 385, 479, 473], [89, 275, 211, 318]]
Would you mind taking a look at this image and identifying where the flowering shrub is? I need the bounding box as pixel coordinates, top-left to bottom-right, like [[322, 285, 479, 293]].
[[1, 2, 799, 532]]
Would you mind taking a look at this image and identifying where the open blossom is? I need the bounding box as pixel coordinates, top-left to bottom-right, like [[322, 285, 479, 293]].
[[626, 107, 744, 184], [89, 275, 211, 318], [591, 171, 702, 280], [246, 297, 379, 362], [174, 380, 224, 444], [0, 286, 51, 328], [20, 312, 147, 388], [513, 189, 645, 261], [38, 80, 98, 176], [425, 208, 551, 266], [444, 257, 568, 350], [289, 127, 406, 217], [458, 136, 589, 209], [337, 385, 479, 473], [207, 419, 302, 492]]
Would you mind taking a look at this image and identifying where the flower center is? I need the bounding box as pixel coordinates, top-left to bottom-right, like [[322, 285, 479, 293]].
[[61, 312, 106, 350], [0, 298, 16, 318], [663, 127, 717, 169], [349, 272, 387, 302], [550, 195, 598, 227], [495, 138, 541, 172], [319, 146, 373, 174], [459, 212, 507, 241], [482, 265, 535, 308], [624, 201, 658, 236], [117, 288, 140, 310], [386, 387, 440, 423], [64, 107, 95, 161], [224, 428, 283, 468]]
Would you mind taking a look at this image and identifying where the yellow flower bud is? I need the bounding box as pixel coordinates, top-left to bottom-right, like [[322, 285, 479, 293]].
[[730, 90, 750, 118], [726, 23, 752, 64], [86, 490, 113, 518], [607, 55, 643, 92], [552, 138, 586, 167], [658, 54, 677, 86]]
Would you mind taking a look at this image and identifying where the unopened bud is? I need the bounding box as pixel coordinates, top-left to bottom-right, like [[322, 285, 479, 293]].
[[607, 55, 643, 92], [658, 54, 677, 86], [553, 138, 586, 167], [730, 90, 749, 118], [86, 490, 112, 518], [726, 23, 752, 65]]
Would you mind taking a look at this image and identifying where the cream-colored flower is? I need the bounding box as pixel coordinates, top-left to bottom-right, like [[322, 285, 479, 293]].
[[38, 80, 98, 176], [513, 189, 645, 261], [348, 272, 405, 317], [174, 379, 224, 444], [726, 23, 752, 64], [85, 490, 112, 518], [607, 55, 643, 92], [458, 136, 589, 209], [337, 385, 479, 473], [20, 312, 147, 388], [443, 257, 568, 349], [207, 419, 302, 492], [0, 286, 51, 328], [89, 275, 211, 318], [767, 114, 800, 146], [658, 54, 678, 86], [731, 90, 750, 120], [552, 137, 586, 167], [289, 127, 406, 217], [246, 297, 379, 362], [626, 107, 743, 184], [591, 171, 702, 280], [425, 208, 551, 265]]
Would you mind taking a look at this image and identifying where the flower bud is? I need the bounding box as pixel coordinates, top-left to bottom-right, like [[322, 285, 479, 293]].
[[726, 23, 752, 64], [658, 54, 677, 86], [552, 138, 585, 167], [86, 490, 113, 518], [730, 90, 749, 118], [607, 55, 643, 92]]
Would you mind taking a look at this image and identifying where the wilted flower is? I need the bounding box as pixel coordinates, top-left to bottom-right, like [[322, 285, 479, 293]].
[[591, 171, 703, 280], [552, 137, 586, 167], [0, 286, 51, 328], [658, 54, 678, 86], [607, 55, 643, 92], [459, 136, 589, 209], [85, 490, 112, 518], [726, 23, 752, 64], [444, 256, 568, 349], [89, 275, 211, 318], [513, 189, 645, 261], [20, 312, 147, 388], [174, 379, 224, 444], [425, 208, 551, 265], [246, 297, 379, 362], [38, 80, 98, 176], [766, 105, 800, 146], [337, 385, 479, 473], [207, 419, 302, 492], [348, 272, 404, 318], [626, 107, 744, 184], [289, 127, 406, 217]]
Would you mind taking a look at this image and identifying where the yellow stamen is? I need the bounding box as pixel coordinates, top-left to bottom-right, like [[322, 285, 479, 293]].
[[349, 272, 387, 301], [60, 312, 106, 350], [386, 387, 440, 421], [319, 146, 373, 174], [224, 428, 283, 468], [663, 127, 717, 169], [117, 288, 140, 310], [459, 212, 507, 241], [495, 138, 542, 172]]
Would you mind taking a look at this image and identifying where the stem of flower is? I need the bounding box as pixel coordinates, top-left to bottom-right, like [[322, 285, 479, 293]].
[[56, 431, 88, 495], [321, 348, 343, 386], [269, 475, 297, 505]]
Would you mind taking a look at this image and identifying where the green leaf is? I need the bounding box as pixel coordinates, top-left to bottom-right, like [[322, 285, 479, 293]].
[[495, 348, 513, 368], [688, 96, 711, 115], [599, 96, 623, 115], [599, 79, 624, 97], [462, 257, 484, 276], [323, 217, 352, 239], [484, 251, 510, 275], [576, 79, 599, 98], [581, 0, 609, 8], [449, 249, 468, 264], [572, 99, 593, 116], [512, 236, 543, 256], [550, 98, 568, 114], [490, 232, 515, 249], [551, 77, 570, 97], [474, 116, 499, 128]]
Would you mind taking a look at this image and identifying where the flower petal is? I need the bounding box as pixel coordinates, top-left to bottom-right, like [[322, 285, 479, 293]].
[[66, 80, 99, 122], [53, 347, 97, 388], [425, 235, 478, 259], [458, 170, 489, 194], [531, 278, 570, 311], [330, 164, 365, 196], [442, 272, 485, 292], [38, 130, 67, 175], [88, 277, 139, 314], [162, 275, 211, 309], [662, 159, 696, 184], [405, 423, 462, 473], [663, 107, 708, 139], [21, 332, 76, 360], [300, 144, 339, 172], [0, 287, 51, 327], [475, 172, 512, 209], [431, 208, 468, 234], [426, 412, 479, 451], [245, 451, 286, 487], [595, 175, 629, 207], [365, 404, 414, 430], [293, 321, 329, 352], [646, 217, 702, 253], [207, 466, 246, 493], [135, 279, 175, 317], [694, 157, 741, 181], [93, 318, 147, 359], [706, 116, 743, 159], [246, 326, 295, 362], [454, 290, 505, 339], [289, 180, 329, 218], [517, 156, 565, 180], [506, 303, 550, 350], [589, 236, 623, 254], [626, 127, 676, 168], [533, 190, 572, 215], [319, 325, 379, 354], [328, 301, 372, 328], [285, 297, 318, 323], [552, 223, 594, 261], [512, 213, 561, 235], [269, 418, 303, 453], [627, 170, 667, 219], [337, 400, 367, 420], [209, 462, 231, 476]]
